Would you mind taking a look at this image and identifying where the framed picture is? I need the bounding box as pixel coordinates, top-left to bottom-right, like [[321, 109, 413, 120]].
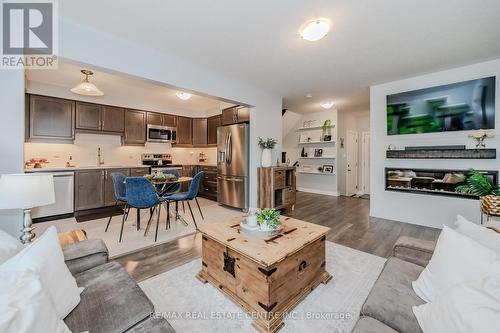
[[322, 165, 334, 173], [314, 149, 323, 157]]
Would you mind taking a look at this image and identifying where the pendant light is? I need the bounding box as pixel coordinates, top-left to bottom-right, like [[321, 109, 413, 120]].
[[70, 69, 104, 96]]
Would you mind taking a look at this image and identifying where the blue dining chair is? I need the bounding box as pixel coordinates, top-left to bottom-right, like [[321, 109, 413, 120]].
[[124, 177, 166, 243], [105, 172, 130, 233], [164, 171, 204, 229]]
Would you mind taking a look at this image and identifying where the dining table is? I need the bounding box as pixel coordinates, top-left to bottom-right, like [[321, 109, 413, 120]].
[[143, 175, 193, 234]]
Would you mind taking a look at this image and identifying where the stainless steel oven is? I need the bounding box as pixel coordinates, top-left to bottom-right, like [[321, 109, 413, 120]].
[[147, 125, 177, 143]]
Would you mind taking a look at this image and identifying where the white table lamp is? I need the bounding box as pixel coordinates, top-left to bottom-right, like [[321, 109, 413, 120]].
[[0, 174, 55, 243]]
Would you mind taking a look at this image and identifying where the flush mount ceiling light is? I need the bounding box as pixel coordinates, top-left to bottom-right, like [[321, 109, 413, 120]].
[[176, 92, 192, 101], [305, 93, 313, 99], [299, 19, 330, 42], [320, 100, 334, 109], [70, 69, 104, 96]]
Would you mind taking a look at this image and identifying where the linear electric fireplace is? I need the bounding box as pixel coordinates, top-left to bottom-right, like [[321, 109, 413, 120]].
[[385, 168, 498, 199]]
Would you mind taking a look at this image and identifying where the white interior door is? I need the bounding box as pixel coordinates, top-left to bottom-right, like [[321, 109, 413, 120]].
[[346, 130, 359, 196], [361, 132, 370, 195]]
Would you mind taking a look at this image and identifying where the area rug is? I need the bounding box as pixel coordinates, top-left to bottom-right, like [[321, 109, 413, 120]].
[[139, 242, 386, 333]]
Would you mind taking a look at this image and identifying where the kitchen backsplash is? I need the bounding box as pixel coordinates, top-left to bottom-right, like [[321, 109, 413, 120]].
[[24, 133, 217, 168]]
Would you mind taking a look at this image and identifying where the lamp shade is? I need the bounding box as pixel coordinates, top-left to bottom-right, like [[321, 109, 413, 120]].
[[70, 81, 104, 96], [0, 174, 55, 209]]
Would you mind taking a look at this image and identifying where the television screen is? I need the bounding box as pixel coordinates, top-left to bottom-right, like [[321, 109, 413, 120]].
[[387, 76, 495, 135]]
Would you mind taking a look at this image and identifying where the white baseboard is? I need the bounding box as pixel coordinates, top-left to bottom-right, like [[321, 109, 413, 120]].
[[297, 187, 339, 197]]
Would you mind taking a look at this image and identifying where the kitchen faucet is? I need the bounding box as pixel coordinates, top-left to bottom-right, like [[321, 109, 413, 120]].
[[98, 147, 104, 166]]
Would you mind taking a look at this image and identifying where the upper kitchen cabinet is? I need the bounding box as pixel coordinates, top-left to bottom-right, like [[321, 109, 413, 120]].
[[207, 115, 221, 145], [176, 116, 193, 146], [76, 102, 124, 134], [221, 106, 250, 125], [27, 94, 75, 142], [123, 109, 146, 145], [101, 106, 125, 132], [76, 102, 101, 130], [147, 112, 177, 127], [192, 118, 208, 146]]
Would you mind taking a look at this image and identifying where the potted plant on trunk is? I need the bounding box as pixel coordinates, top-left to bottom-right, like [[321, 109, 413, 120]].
[[257, 208, 281, 232], [258, 137, 278, 167]]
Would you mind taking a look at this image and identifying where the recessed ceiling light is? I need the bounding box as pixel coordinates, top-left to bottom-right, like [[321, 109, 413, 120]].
[[70, 69, 104, 96], [176, 92, 192, 101], [320, 100, 334, 109], [305, 93, 313, 99], [300, 19, 330, 42]]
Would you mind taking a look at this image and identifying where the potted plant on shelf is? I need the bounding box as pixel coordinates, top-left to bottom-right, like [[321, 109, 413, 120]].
[[454, 169, 500, 197], [257, 208, 281, 231], [322, 120, 332, 141], [258, 137, 278, 167], [468, 130, 494, 148]]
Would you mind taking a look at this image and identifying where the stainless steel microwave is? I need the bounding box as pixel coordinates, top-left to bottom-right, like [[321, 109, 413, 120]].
[[147, 125, 177, 143]]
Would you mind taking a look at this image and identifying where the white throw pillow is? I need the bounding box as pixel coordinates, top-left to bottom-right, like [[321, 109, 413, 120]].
[[0, 269, 71, 333], [455, 215, 500, 255], [0, 230, 22, 265], [412, 226, 500, 302], [413, 276, 500, 333], [1, 226, 82, 318]]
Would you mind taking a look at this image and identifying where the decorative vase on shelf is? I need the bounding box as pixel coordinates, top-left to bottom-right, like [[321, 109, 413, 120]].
[[261, 148, 272, 167]]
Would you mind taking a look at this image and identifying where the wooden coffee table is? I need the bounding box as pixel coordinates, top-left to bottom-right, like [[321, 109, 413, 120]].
[[196, 215, 331, 332]]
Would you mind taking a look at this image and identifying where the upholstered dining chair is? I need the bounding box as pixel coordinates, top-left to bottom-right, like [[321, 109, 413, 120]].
[[164, 171, 204, 230], [105, 172, 129, 233], [125, 177, 166, 243]]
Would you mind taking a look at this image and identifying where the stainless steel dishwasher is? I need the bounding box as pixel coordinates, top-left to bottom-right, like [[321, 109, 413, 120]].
[[31, 171, 75, 219]]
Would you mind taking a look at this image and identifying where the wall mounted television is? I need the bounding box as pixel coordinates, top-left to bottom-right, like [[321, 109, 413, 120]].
[[387, 76, 495, 135]]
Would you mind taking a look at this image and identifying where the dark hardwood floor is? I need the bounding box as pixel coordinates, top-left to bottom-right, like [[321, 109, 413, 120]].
[[116, 192, 440, 282]]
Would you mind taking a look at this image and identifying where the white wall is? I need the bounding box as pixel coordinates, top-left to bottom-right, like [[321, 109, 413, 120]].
[[283, 110, 338, 196], [337, 110, 370, 195], [0, 71, 25, 236], [370, 59, 500, 228]]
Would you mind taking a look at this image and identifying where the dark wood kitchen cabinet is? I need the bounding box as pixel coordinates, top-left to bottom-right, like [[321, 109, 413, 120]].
[[75, 170, 105, 211], [192, 118, 208, 146], [198, 165, 218, 200], [76, 102, 124, 133], [176, 116, 193, 146], [147, 112, 177, 127], [28, 95, 75, 142], [221, 106, 249, 125], [76, 102, 101, 130], [123, 109, 146, 145], [104, 168, 130, 206], [207, 115, 221, 145], [101, 106, 125, 132]]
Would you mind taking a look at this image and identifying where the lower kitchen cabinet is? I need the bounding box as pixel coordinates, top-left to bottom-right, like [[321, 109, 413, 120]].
[[76, 167, 150, 211], [197, 165, 218, 201], [104, 168, 130, 206], [75, 170, 105, 211]]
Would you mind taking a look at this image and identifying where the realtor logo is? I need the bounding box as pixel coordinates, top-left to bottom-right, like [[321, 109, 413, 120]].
[[1, 0, 58, 69]]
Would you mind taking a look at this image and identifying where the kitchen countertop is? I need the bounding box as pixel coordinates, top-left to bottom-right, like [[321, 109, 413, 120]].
[[24, 163, 217, 173]]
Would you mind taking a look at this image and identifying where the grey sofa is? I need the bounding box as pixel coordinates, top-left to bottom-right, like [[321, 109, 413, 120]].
[[352, 236, 437, 333], [61, 239, 175, 333]]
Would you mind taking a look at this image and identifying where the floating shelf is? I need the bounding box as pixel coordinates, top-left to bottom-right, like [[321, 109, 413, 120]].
[[298, 140, 335, 145], [299, 156, 336, 159], [386, 148, 496, 159], [298, 171, 336, 176], [297, 125, 335, 131]]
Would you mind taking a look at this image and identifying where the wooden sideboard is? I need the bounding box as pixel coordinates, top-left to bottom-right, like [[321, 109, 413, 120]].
[[258, 166, 296, 211]]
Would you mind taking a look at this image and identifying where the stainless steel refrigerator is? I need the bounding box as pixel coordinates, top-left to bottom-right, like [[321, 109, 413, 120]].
[[217, 123, 249, 210]]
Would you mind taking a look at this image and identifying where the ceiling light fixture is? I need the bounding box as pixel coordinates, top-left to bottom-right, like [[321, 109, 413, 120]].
[[176, 92, 192, 101], [320, 100, 334, 109], [70, 69, 104, 96], [305, 93, 313, 99], [300, 19, 330, 42]]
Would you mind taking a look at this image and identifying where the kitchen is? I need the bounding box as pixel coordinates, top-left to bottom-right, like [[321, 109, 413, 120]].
[[23, 62, 250, 256]]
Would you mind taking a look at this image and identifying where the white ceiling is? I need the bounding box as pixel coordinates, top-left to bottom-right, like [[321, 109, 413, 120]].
[[26, 62, 234, 115], [59, 0, 500, 113]]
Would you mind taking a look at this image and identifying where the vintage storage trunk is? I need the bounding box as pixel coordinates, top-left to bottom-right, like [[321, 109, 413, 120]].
[[197, 216, 331, 332]]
